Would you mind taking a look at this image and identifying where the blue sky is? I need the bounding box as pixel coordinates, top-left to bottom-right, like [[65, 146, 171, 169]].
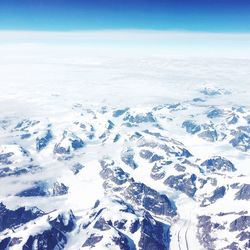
[[0, 0, 250, 32]]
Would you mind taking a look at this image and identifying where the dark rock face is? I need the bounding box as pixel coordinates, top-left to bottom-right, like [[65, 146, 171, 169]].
[[164, 174, 197, 197], [1, 237, 22, 248], [107, 120, 115, 130], [49, 210, 76, 233], [174, 164, 186, 172], [36, 130, 53, 151], [93, 217, 111, 231], [71, 139, 85, 150], [50, 182, 69, 196], [197, 216, 215, 250], [82, 234, 103, 248], [21, 133, 31, 139], [83, 197, 170, 250], [230, 131, 250, 152], [225, 242, 241, 250], [112, 231, 132, 250], [201, 186, 226, 207], [114, 219, 127, 230], [182, 120, 201, 134], [138, 212, 170, 250], [0, 237, 11, 249], [235, 184, 250, 200], [230, 216, 250, 231], [200, 87, 227, 96], [113, 134, 121, 142], [207, 108, 223, 119], [140, 150, 165, 163], [151, 162, 166, 180], [113, 108, 129, 117], [121, 148, 138, 169], [24, 228, 67, 250], [139, 149, 153, 160], [16, 181, 68, 197], [244, 240, 250, 250], [201, 156, 236, 172], [180, 148, 192, 157], [23, 211, 76, 250], [193, 98, 205, 102], [13, 119, 40, 140], [245, 115, 250, 124], [227, 114, 239, 125], [209, 186, 226, 202], [236, 231, 250, 241], [198, 129, 218, 142], [100, 166, 130, 185], [149, 154, 164, 163], [71, 163, 85, 174], [0, 164, 40, 178], [124, 182, 176, 217], [100, 159, 115, 169], [0, 152, 14, 165], [14, 119, 40, 131], [54, 131, 85, 155], [123, 112, 156, 124], [54, 144, 70, 155], [238, 126, 250, 134], [168, 103, 181, 110], [82, 199, 136, 249], [130, 219, 140, 234], [0, 203, 44, 232], [231, 183, 241, 189]]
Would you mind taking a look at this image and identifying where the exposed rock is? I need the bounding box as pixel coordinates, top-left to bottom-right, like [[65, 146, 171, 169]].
[[121, 147, 138, 169], [23, 211, 76, 250], [100, 166, 129, 185], [197, 215, 216, 250], [207, 108, 223, 118], [16, 181, 68, 197], [182, 120, 201, 134], [54, 131, 85, 155], [236, 231, 250, 241], [0, 164, 40, 178], [112, 108, 129, 117], [123, 112, 156, 124], [124, 182, 176, 217], [82, 234, 103, 248], [71, 163, 85, 174], [201, 186, 226, 207], [164, 174, 197, 197], [138, 212, 170, 250], [139, 149, 153, 160], [230, 216, 250, 231], [235, 184, 250, 200], [230, 131, 250, 152], [36, 129, 53, 151], [0, 203, 44, 232], [227, 114, 239, 124], [198, 128, 218, 142], [201, 156, 236, 173]]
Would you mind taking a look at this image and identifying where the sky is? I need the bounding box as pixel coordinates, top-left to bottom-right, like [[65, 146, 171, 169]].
[[0, 0, 250, 32]]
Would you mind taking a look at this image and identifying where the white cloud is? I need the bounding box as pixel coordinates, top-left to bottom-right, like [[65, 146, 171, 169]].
[[1, 29, 250, 41], [0, 30, 250, 58]]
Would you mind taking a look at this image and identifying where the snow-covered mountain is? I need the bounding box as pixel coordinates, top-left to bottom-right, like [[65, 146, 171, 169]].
[[0, 40, 250, 250], [0, 82, 249, 250]]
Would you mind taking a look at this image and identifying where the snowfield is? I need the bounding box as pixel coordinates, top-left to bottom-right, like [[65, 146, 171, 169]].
[[0, 35, 250, 250]]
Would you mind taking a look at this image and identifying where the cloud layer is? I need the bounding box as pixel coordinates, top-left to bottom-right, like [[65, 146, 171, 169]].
[[1, 30, 250, 58]]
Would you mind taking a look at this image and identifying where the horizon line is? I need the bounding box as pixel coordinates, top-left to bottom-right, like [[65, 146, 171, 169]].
[[1, 29, 250, 35]]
